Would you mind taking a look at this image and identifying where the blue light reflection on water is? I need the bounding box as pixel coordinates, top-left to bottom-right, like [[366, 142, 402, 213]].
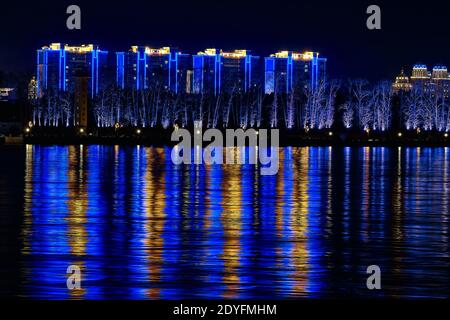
[[17, 145, 450, 299]]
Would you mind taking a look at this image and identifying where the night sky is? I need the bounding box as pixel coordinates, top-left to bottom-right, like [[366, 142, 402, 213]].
[[1, 0, 450, 81]]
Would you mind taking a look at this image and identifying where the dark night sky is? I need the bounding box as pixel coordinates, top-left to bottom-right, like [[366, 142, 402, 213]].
[[1, 0, 450, 81]]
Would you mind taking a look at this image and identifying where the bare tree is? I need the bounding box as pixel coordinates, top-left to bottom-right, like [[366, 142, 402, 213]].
[[370, 81, 393, 132], [324, 80, 340, 129], [349, 79, 371, 130], [340, 103, 354, 129], [403, 86, 422, 130]]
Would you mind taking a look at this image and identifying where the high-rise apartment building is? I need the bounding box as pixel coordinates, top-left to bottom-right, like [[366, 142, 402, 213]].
[[36, 43, 108, 98], [264, 51, 326, 94], [116, 46, 192, 93], [409, 64, 450, 96], [192, 49, 261, 95]]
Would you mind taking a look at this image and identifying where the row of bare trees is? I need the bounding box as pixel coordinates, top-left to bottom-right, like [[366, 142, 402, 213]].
[[90, 82, 342, 130], [31, 82, 340, 130], [340, 80, 450, 132], [402, 86, 450, 132], [340, 80, 393, 131], [91, 86, 266, 129], [31, 92, 73, 127], [31, 80, 450, 132]]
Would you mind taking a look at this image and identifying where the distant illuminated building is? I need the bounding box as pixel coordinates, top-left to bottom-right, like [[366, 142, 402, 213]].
[[0, 88, 17, 102], [432, 65, 448, 79], [36, 43, 108, 98], [430, 65, 450, 96], [408, 64, 450, 96], [192, 49, 261, 95], [411, 64, 429, 80], [264, 51, 326, 94], [392, 69, 412, 93], [116, 46, 192, 93], [28, 76, 38, 101]]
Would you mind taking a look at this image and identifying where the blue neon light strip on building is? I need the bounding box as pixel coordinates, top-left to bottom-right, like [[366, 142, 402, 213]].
[[36, 51, 40, 96], [175, 53, 179, 93], [91, 51, 95, 98], [249, 56, 253, 92], [168, 52, 172, 91], [245, 55, 250, 92], [215, 54, 221, 95], [96, 51, 99, 95], [58, 50, 62, 90], [311, 55, 317, 89], [138, 50, 147, 90], [214, 56, 217, 95], [44, 51, 48, 89], [264, 57, 274, 94], [287, 55, 293, 93], [62, 49, 66, 91], [169, 52, 179, 93], [116, 52, 125, 89], [136, 51, 140, 90]]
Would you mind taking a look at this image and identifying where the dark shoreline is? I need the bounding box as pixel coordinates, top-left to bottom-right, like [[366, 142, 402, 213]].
[[3, 127, 448, 147], [19, 139, 450, 148]]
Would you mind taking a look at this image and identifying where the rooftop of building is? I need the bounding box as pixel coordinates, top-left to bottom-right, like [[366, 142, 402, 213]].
[[196, 49, 253, 58], [413, 64, 449, 70], [395, 69, 410, 81], [270, 51, 318, 61], [397, 65, 450, 81], [40, 43, 105, 53], [413, 64, 428, 69], [130, 46, 174, 55]]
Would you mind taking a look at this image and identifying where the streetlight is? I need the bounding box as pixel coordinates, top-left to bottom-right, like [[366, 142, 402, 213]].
[[328, 131, 333, 136], [398, 132, 403, 137], [79, 128, 85, 134], [136, 129, 141, 135]]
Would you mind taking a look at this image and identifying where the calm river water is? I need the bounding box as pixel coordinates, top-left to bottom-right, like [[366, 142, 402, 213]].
[[0, 145, 449, 299]]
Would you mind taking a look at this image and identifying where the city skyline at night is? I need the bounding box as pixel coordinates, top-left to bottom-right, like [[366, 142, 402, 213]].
[[2, 0, 450, 311]]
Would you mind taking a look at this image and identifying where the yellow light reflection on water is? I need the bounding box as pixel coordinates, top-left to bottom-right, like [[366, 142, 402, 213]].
[[290, 147, 309, 294], [221, 148, 242, 299], [65, 146, 88, 298], [144, 147, 166, 299], [22, 145, 34, 255]]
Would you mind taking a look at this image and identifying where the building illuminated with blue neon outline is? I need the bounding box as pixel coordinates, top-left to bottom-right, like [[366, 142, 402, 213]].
[[408, 64, 450, 96], [192, 49, 261, 95], [264, 51, 326, 94], [116, 46, 192, 93], [36, 43, 108, 98]]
